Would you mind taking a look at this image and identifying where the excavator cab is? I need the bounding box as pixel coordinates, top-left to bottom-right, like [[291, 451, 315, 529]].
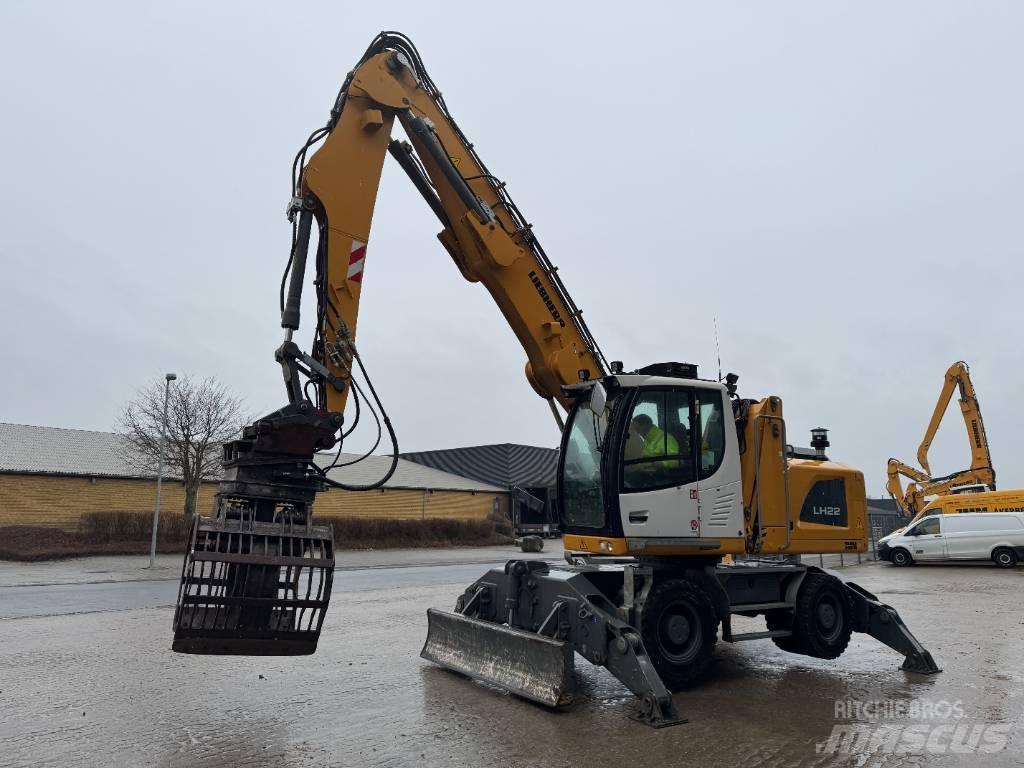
[[559, 368, 748, 558], [562, 367, 871, 559]]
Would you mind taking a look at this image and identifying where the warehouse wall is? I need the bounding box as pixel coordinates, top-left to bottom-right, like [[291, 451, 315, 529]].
[[0, 473, 510, 533], [0, 473, 218, 531], [313, 487, 508, 524]]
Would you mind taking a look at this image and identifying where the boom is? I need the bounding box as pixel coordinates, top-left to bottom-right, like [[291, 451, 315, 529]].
[[887, 458, 992, 518], [887, 360, 996, 517], [916, 361, 993, 479], [886, 459, 930, 518], [284, 33, 606, 422]]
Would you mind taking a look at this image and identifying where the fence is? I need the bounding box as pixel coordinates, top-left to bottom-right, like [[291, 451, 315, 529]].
[[802, 511, 906, 568]]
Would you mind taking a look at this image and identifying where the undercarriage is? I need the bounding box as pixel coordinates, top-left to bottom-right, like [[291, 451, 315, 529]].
[[421, 556, 941, 727]]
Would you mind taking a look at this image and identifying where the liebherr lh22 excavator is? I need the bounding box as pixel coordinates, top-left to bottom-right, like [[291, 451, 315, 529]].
[[171, 32, 939, 726]]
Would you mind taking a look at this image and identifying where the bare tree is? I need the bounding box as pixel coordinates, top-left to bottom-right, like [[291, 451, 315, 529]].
[[119, 376, 246, 517]]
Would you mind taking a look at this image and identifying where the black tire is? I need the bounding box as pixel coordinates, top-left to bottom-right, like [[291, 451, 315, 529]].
[[889, 547, 913, 567], [765, 609, 802, 653], [992, 547, 1017, 569], [640, 578, 718, 691], [790, 573, 854, 660]]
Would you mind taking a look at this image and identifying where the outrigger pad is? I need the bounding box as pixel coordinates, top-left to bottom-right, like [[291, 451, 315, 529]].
[[421, 608, 575, 708], [901, 649, 941, 675], [172, 515, 334, 655]]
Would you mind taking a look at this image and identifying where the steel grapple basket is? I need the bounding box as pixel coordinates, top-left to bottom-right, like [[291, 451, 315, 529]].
[[172, 510, 335, 655]]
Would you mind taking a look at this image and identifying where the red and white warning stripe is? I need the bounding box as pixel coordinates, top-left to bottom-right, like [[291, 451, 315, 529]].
[[347, 240, 367, 283]]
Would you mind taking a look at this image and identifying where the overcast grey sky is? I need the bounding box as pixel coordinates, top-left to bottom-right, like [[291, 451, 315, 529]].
[[2, 1, 1022, 495]]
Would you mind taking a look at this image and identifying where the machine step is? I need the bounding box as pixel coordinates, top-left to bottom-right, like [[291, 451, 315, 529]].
[[729, 601, 793, 613], [728, 629, 793, 642]]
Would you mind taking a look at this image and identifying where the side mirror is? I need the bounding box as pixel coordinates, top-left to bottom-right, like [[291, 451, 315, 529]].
[[590, 381, 608, 414]]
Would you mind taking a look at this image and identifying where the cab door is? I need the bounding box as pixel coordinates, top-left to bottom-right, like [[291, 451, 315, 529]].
[[907, 516, 947, 560], [695, 388, 743, 538], [617, 388, 701, 538]]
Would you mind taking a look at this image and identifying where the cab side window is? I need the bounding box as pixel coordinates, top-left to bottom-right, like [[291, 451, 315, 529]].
[[622, 390, 696, 492], [697, 391, 726, 479], [915, 517, 941, 535]]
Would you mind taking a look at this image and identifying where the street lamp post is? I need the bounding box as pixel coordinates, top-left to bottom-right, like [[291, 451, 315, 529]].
[[148, 373, 177, 568]]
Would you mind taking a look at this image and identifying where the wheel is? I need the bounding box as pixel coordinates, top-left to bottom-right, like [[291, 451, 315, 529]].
[[640, 578, 718, 691], [992, 547, 1017, 569], [790, 573, 854, 660], [889, 547, 913, 567], [765, 609, 801, 653]]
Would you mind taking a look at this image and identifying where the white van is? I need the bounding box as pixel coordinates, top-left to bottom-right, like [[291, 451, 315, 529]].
[[878, 512, 1024, 568]]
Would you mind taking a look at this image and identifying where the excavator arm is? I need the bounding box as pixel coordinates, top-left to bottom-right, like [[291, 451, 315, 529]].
[[891, 465, 997, 519], [916, 361, 994, 483], [886, 458, 930, 517], [888, 361, 996, 518], [172, 32, 607, 656], [287, 33, 605, 423]]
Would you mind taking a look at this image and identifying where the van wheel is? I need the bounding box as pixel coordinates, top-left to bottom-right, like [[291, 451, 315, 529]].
[[992, 548, 1017, 569], [890, 547, 913, 567], [640, 578, 718, 691], [791, 574, 854, 660]]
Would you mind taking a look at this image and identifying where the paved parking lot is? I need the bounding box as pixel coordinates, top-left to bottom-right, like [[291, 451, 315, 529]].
[[0, 551, 1021, 767]]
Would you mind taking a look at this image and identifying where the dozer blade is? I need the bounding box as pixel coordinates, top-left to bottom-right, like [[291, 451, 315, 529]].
[[421, 608, 575, 708], [172, 514, 334, 655]]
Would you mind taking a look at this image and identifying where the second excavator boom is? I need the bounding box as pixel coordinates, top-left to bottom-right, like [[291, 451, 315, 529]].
[[888, 361, 996, 518], [917, 361, 994, 481]]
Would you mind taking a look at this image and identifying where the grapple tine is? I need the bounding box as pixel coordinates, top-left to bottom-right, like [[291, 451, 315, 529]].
[[172, 514, 335, 655], [170, 402, 342, 656], [421, 608, 575, 708]]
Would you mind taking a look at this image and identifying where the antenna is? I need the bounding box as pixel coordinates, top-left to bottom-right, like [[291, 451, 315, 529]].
[[714, 317, 722, 382]]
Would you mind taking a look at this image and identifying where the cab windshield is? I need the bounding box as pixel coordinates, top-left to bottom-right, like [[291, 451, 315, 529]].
[[561, 398, 607, 529]]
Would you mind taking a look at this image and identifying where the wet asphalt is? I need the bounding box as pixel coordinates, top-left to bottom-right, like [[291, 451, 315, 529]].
[[0, 563, 524, 620], [0, 553, 1021, 767]]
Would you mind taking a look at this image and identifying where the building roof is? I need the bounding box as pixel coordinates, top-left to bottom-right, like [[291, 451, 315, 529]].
[[867, 497, 900, 514], [314, 452, 505, 493], [0, 423, 156, 479], [0, 422, 505, 493], [401, 443, 559, 489]]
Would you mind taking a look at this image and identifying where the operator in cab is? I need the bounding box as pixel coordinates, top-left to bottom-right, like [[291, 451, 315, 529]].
[[624, 413, 691, 489], [630, 414, 678, 459]]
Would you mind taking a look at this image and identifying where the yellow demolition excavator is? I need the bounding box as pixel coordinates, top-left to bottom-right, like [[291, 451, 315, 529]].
[[171, 32, 939, 726], [887, 361, 1023, 524]]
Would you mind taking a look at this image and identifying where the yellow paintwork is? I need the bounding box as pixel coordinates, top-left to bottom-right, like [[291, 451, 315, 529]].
[[300, 52, 602, 415], [563, 534, 747, 557], [737, 397, 867, 555], [886, 361, 1000, 517], [917, 361, 991, 476], [907, 487, 1024, 526]]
